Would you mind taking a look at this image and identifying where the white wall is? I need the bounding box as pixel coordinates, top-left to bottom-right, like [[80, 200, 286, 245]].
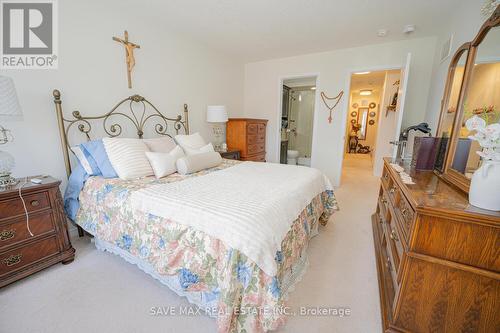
[[373, 71, 401, 176], [1, 0, 244, 183], [244, 37, 437, 186], [424, 0, 486, 132]]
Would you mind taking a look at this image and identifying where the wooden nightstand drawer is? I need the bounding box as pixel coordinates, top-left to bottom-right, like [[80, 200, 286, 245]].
[[0, 236, 59, 277], [0, 191, 50, 219], [0, 211, 56, 250]]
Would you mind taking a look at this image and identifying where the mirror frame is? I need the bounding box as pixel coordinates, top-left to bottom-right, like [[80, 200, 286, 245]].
[[438, 7, 500, 193]]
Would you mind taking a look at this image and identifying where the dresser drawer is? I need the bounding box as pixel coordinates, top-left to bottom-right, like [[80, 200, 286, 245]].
[[0, 191, 50, 219], [257, 123, 266, 134], [394, 190, 414, 241], [0, 211, 56, 250], [247, 143, 265, 155], [247, 134, 265, 145], [242, 153, 266, 162], [0, 236, 59, 277], [247, 123, 258, 135]]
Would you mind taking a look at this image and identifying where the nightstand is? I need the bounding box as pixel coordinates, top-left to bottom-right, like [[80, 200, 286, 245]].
[[0, 176, 75, 288], [220, 150, 240, 160]]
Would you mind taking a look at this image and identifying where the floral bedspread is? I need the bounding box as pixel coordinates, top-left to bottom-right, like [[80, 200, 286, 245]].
[[75, 160, 338, 332]]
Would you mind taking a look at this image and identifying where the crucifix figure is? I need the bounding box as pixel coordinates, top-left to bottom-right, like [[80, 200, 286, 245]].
[[113, 30, 140, 89]]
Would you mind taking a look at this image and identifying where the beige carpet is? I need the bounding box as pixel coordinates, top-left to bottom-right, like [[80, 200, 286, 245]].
[[0, 154, 381, 333]]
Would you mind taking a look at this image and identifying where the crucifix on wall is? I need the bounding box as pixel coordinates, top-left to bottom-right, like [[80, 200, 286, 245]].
[[112, 30, 140, 89]]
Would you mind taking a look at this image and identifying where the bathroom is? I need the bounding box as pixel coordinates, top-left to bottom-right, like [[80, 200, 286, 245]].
[[280, 77, 316, 166]]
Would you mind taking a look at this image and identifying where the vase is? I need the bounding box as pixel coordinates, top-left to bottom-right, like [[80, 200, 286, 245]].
[[469, 160, 500, 211]]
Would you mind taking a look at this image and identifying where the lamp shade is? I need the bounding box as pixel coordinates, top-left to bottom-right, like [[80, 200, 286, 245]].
[[0, 76, 22, 120], [206, 105, 228, 123]]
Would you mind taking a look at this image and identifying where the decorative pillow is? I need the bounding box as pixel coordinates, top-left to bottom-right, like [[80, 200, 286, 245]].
[[143, 136, 177, 153], [79, 139, 118, 178], [182, 142, 215, 156], [145, 146, 185, 178], [102, 138, 153, 180], [175, 132, 207, 152], [176, 151, 222, 175]]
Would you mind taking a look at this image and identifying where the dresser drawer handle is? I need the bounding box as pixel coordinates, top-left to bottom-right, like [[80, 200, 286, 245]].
[[0, 230, 15, 241], [3, 254, 22, 267], [389, 187, 396, 194], [390, 229, 399, 242], [384, 173, 389, 180], [30, 200, 40, 207], [386, 256, 392, 271], [381, 198, 387, 204]]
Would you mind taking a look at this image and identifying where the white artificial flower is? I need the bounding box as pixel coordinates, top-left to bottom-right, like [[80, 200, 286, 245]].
[[465, 115, 486, 132], [466, 116, 500, 161]]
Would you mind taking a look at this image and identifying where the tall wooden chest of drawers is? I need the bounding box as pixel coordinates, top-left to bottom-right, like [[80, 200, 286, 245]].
[[226, 118, 268, 162], [372, 158, 499, 332], [0, 176, 75, 288]]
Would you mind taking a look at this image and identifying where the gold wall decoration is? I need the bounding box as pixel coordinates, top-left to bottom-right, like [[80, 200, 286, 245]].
[[113, 30, 141, 89], [320, 90, 344, 123]]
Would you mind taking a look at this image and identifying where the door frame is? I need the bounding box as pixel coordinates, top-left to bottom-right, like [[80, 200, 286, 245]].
[[337, 64, 402, 185], [276, 73, 320, 164]]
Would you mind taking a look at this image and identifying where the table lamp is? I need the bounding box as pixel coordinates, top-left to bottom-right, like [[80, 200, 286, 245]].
[[207, 105, 228, 152], [0, 76, 22, 187]]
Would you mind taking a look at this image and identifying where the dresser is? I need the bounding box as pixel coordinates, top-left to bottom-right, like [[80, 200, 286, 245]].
[[226, 118, 268, 162], [373, 158, 499, 332], [0, 177, 75, 288]]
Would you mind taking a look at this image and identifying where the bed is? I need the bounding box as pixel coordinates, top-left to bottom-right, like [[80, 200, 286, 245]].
[[52, 90, 339, 333]]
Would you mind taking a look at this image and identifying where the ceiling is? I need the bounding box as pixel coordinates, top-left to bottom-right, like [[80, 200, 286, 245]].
[[134, 0, 465, 62], [350, 71, 389, 94]]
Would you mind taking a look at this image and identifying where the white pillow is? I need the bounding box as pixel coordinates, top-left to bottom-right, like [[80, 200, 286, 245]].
[[182, 142, 215, 156], [145, 146, 185, 178], [176, 151, 222, 175], [102, 138, 153, 180], [143, 137, 177, 153], [175, 132, 206, 152]]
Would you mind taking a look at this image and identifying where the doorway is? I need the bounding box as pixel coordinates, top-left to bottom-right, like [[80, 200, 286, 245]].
[[342, 69, 402, 176], [279, 76, 317, 166]]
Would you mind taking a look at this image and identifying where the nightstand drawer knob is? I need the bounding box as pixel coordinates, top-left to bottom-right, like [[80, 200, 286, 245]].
[[0, 229, 15, 241], [3, 253, 22, 267], [30, 200, 40, 207]]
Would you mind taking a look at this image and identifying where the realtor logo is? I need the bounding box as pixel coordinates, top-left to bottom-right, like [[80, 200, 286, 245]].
[[1, 0, 58, 69]]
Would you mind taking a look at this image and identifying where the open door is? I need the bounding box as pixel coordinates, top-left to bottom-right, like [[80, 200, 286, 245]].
[[391, 53, 411, 158]]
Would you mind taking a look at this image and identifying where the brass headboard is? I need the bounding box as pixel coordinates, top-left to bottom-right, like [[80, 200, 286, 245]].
[[52, 89, 189, 178]]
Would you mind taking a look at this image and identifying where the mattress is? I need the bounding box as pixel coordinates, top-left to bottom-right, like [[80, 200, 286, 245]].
[[75, 159, 338, 332]]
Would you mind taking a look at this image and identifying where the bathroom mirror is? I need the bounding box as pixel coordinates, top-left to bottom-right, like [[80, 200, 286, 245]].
[[440, 8, 499, 192], [357, 107, 369, 140]]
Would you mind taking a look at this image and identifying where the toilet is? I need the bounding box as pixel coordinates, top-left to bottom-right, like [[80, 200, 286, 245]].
[[297, 157, 311, 167], [287, 150, 299, 165]]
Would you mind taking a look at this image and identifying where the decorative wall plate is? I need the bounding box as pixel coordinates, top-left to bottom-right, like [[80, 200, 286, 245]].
[[352, 103, 358, 108], [369, 119, 375, 125], [369, 102, 376, 109], [350, 111, 357, 117], [350, 119, 356, 124], [369, 111, 376, 118]]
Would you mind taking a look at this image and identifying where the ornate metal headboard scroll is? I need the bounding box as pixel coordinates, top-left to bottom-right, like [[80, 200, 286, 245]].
[[52, 89, 189, 178]]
